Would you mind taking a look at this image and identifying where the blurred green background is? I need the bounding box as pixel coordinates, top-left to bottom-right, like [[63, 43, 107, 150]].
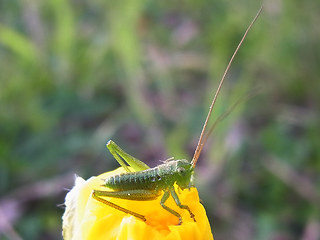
[[0, 0, 319, 239]]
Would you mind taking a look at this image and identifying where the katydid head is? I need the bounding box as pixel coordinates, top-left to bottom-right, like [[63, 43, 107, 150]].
[[175, 160, 194, 190], [190, 6, 263, 170]]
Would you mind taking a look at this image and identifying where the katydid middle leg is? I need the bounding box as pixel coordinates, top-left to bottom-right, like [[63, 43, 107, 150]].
[[160, 191, 183, 225], [170, 188, 196, 222]]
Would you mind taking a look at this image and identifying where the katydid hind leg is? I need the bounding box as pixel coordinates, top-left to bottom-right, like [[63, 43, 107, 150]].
[[107, 142, 131, 173], [107, 140, 150, 172], [92, 191, 146, 221], [160, 191, 183, 225], [170, 188, 196, 222], [93, 189, 161, 201], [93, 189, 160, 222]]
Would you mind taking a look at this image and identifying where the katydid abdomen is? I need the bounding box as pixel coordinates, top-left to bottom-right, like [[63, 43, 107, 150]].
[[104, 160, 192, 192], [93, 157, 195, 223]]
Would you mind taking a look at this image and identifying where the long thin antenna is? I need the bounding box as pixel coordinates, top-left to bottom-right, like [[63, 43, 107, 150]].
[[191, 6, 263, 168], [197, 90, 258, 159]]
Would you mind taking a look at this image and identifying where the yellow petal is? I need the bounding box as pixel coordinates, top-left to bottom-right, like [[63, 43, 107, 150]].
[[62, 168, 214, 240]]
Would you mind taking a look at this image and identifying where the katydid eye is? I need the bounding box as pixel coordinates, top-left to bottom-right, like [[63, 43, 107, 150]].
[[178, 167, 186, 175]]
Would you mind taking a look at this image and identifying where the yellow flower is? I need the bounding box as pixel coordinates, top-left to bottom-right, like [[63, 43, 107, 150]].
[[62, 167, 213, 240]]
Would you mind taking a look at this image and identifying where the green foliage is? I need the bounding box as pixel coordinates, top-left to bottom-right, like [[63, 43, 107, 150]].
[[0, 0, 319, 239]]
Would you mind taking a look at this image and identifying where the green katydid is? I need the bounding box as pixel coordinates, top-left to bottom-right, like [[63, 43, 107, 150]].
[[92, 6, 262, 225]]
